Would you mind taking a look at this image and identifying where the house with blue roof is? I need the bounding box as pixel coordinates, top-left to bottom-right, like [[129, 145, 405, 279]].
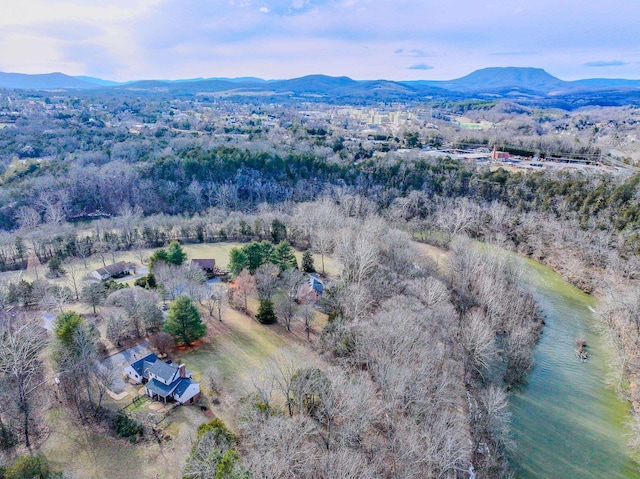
[[297, 274, 324, 303], [124, 353, 200, 405]]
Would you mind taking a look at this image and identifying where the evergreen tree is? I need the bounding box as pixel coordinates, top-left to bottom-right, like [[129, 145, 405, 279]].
[[134, 272, 157, 289], [244, 241, 266, 273], [259, 240, 276, 266], [255, 299, 278, 324], [148, 248, 168, 271], [47, 256, 65, 278], [163, 296, 206, 345], [4, 454, 61, 479], [228, 247, 249, 276], [271, 219, 287, 243], [166, 240, 187, 266], [301, 250, 316, 273], [238, 220, 252, 237], [273, 240, 298, 271], [54, 311, 84, 347]]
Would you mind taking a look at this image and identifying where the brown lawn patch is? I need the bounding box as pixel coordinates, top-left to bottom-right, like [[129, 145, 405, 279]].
[[107, 389, 129, 401]]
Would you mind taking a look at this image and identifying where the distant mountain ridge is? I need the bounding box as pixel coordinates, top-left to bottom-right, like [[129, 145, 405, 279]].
[[0, 71, 95, 89], [409, 67, 570, 93], [1, 67, 640, 104]]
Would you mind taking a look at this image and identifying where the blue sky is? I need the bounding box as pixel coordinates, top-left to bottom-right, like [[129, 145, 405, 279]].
[[1, 0, 639, 81]]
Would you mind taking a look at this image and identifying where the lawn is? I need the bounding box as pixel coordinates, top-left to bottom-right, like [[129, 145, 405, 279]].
[[41, 406, 195, 479], [38, 291, 328, 479], [0, 240, 338, 287], [31, 240, 334, 478], [174, 301, 327, 428]]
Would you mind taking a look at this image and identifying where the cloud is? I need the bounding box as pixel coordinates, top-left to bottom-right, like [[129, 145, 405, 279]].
[[395, 48, 436, 58], [490, 50, 538, 57], [408, 63, 434, 70], [584, 60, 629, 67], [3, 0, 640, 80]]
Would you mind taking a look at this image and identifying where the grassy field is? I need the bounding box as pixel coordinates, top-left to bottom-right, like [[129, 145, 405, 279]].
[[38, 270, 329, 478], [0, 242, 249, 287], [41, 405, 205, 479], [24, 239, 336, 478], [174, 300, 327, 428], [0, 240, 338, 287], [414, 241, 450, 271]]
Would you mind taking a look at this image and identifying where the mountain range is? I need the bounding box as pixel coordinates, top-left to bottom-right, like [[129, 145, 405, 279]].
[[2, 67, 640, 104]]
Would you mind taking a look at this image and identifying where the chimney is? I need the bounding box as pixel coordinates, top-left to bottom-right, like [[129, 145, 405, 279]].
[[179, 364, 186, 378]]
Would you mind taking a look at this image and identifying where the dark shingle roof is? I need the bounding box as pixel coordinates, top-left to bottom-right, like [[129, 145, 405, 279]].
[[146, 378, 178, 397], [192, 258, 215, 270], [147, 360, 178, 382], [174, 378, 195, 397], [309, 275, 324, 294], [94, 261, 132, 277], [130, 353, 158, 378]]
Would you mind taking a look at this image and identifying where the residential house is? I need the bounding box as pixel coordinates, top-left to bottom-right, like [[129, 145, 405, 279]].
[[191, 258, 216, 278], [124, 353, 200, 405], [89, 261, 135, 281], [297, 274, 324, 303]]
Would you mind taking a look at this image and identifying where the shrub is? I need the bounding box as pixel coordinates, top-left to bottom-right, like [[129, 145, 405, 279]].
[[0, 423, 16, 450], [196, 418, 236, 442], [114, 414, 143, 442], [4, 455, 60, 479], [134, 273, 157, 289]]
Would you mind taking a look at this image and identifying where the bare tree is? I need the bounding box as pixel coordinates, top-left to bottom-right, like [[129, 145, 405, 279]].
[[205, 364, 224, 403], [105, 311, 131, 347], [255, 263, 280, 302], [434, 198, 480, 243], [277, 268, 305, 332], [203, 283, 227, 321], [39, 284, 73, 314], [65, 260, 84, 301], [15, 206, 41, 230], [298, 303, 316, 342], [117, 204, 142, 249], [0, 319, 48, 448], [233, 269, 255, 313], [148, 332, 174, 357], [93, 365, 115, 411]]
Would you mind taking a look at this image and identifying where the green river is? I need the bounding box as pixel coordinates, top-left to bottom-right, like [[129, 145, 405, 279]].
[[509, 258, 639, 478]]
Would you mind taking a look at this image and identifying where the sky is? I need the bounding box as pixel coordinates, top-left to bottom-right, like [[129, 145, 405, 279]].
[[1, 0, 640, 82]]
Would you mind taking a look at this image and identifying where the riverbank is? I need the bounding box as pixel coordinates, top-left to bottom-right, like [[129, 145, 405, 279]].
[[510, 258, 639, 478], [416, 238, 640, 477]]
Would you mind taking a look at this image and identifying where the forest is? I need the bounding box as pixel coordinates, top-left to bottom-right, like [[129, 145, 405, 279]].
[[0, 90, 639, 478]]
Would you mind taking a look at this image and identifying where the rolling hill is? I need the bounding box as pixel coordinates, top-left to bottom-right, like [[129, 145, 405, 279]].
[[2, 68, 640, 106]]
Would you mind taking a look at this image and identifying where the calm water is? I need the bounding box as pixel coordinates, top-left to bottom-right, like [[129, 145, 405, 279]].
[[509, 259, 640, 478]]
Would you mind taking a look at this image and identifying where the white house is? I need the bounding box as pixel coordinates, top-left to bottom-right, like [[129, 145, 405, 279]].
[[124, 353, 200, 405]]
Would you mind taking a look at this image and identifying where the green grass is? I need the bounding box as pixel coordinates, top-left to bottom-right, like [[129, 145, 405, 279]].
[[34, 240, 332, 477], [123, 395, 150, 413]]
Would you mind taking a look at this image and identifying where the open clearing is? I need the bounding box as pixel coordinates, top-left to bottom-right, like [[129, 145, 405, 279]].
[[0, 240, 338, 287], [14, 238, 334, 478], [39, 287, 328, 478], [175, 300, 328, 428]]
